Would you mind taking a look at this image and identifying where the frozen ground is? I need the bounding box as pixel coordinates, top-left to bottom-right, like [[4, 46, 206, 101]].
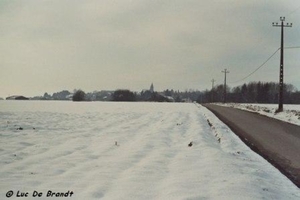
[[214, 103, 300, 126], [0, 101, 299, 200]]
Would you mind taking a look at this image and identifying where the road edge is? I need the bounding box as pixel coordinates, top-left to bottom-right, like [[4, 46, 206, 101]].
[[202, 103, 300, 188]]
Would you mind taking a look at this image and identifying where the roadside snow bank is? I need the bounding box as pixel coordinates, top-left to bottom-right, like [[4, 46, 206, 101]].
[[214, 103, 300, 126]]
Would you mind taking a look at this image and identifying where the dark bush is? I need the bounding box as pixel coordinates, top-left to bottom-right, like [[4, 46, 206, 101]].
[[112, 90, 136, 101], [72, 90, 86, 101]]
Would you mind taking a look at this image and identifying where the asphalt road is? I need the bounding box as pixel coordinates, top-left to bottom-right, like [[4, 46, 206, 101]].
[[203, 104, 300, 188]]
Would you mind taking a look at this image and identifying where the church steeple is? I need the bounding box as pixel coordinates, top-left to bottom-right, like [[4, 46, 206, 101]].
[[150, 83, 154, 93]]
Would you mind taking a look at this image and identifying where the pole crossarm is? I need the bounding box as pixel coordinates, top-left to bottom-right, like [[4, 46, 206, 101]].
[[272, 17, 292, 28]]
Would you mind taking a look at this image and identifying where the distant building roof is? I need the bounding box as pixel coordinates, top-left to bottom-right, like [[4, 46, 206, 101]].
[[6, 95, 29, 100]]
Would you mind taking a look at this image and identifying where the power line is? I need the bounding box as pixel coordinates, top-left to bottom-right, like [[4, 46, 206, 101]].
[[228, 46, 298, 84], [229, 48, 280, 83], [285, 46, 300, 49], [227, 7, 299, 84]]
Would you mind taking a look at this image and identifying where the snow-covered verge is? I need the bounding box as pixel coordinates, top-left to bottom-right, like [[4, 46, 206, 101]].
[[213, 103, 300, 126], [0, 101, 299, 200]]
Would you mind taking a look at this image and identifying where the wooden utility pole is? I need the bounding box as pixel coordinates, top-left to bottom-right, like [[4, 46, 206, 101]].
[[211, 79, 215, 102], [222, 69, 229, 103], [272, 17, 292, 112]]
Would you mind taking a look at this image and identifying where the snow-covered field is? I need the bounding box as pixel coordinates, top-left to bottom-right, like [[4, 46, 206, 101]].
[[0, 101, 299, 200], [214, 103, 300, 126]]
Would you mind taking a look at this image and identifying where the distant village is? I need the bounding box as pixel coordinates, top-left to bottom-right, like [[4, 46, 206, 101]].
[[2, 83, 200, 103], [2, 81, 300, 104]]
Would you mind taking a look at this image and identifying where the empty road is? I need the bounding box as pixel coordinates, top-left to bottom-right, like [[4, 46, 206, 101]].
[[204, 104, 300, 188]]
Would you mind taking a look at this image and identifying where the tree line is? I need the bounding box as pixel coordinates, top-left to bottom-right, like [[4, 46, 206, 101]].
[[72, 89, 202, 102], [72, 81, 300, 104], [200, 81, 300, 104]]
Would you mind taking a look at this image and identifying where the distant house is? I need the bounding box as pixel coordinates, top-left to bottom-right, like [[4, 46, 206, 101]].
[[149, 93, 174, 102], [6, 95, 29, 100]]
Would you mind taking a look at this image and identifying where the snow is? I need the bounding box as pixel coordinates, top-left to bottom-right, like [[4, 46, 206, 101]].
[[214, 103, 300, 126], [0, 101, 299, 199]]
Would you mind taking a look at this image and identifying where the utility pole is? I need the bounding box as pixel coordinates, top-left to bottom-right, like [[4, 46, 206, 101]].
[[211, 79, 215, 102], [222, 69, 229, 103], [272, 17, 292, 112]]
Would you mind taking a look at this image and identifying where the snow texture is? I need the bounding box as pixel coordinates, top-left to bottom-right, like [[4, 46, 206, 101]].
[[215, 103, 300, 126], [0, 101, 299, 199]]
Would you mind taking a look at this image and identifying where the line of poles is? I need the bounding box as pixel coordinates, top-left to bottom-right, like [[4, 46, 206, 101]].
[[210, 17, 292, 112]]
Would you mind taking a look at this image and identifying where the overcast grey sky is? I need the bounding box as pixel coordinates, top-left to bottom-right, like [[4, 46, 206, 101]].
[[0, 0, 300, 97]]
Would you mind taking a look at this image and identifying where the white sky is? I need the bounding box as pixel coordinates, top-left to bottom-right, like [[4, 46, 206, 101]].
[[0, 0, 300, 97]]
